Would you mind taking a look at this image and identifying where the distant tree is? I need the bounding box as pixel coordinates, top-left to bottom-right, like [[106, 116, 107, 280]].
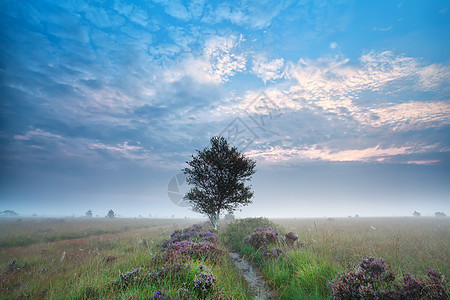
[[435, 212, 446, 217], [106, 209, 116, 219], [0, 210, 19, 217], [224, 213, 235, 221], [413, 210, 421, 217], [183, 136, 256, 230], [85, 209, 93, 218]]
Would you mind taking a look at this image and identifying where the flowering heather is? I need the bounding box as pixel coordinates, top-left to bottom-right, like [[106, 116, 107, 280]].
[[193, 271, 217, 294], [400, 273, 425, 299], [163, 240, 223, 262], [244, 226, 280, 249], [160, 225, 219, 248], [424, 268, 448, 299], [149, 290, 169, 300], [359, 256, 387, 280], [330, 257, 449, 299]]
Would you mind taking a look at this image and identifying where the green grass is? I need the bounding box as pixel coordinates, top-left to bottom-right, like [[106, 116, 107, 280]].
[[273, 217, 450, 279], [1, 216, 448, 299], [221, 218, 340, 299], [0, 218, 251, 299], [222, 217, 449, 299]]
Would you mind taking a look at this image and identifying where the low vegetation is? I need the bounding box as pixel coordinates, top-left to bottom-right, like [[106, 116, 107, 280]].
[[0, 217, 448, 299]]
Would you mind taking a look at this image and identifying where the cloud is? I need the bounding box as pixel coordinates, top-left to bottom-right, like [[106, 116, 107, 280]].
[[373, 26, 393, 32], [14, 129, 62, 141], [358, 100, 450, 131], [405, 160, 441, 165], [201, 1, 294, 29], [245, 144, 436, 164], [251, 55, 285, 83], [153, 0, 191, 21], [227, 51, 450, 132], [164, 35, 247, 84], [329, 42, 338, 49]]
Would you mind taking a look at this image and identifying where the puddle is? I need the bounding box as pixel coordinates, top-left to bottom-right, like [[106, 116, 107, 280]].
[[229, 252, 278, 300]]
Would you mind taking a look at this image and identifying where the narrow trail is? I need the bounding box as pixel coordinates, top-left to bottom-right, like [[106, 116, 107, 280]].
[[229, 252, 278, 300]]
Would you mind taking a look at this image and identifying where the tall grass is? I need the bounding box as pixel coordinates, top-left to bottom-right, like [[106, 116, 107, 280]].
[[0, 218, 250, 299], [222, 217, 340, 299], [273, 217, 450, 279]]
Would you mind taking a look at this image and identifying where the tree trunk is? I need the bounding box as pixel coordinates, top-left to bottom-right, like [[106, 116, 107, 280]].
[[213, 211, 220, 230]]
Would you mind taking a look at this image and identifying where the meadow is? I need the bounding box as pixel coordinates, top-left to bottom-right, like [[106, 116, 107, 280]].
[[0, 216, 448, 299]]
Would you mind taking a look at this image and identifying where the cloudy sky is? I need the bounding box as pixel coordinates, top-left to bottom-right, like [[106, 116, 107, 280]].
[[1, 0, 449, 218]]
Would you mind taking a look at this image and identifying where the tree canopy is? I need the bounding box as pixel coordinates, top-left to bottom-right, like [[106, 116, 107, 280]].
[[183, 136, 256, 230], [106, 209, 115, 219]]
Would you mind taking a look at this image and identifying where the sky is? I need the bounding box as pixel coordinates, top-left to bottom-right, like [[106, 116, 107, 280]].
[[0, 0, 449, 218]]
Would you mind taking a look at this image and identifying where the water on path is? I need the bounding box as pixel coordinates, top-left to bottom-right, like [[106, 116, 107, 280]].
[[229, 252, 278, 300]]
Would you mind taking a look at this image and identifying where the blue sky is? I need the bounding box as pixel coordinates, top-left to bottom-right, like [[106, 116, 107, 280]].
[[1, 0, 449, 218]]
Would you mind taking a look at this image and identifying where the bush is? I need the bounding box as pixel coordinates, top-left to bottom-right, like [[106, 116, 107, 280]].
[[244, 226, 281, 249], [150, 290, 169, 300], [330, 257, 449, 299], [222, 217, 282, 251], [193, 271, 217, 294], [160, 225, 219, 248], [162, 240, 223, 263]]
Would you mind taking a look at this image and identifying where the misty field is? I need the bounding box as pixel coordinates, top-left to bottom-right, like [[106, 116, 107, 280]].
[[0, 217, 448, 299]]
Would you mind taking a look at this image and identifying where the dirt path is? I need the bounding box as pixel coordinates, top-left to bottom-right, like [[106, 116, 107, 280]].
[[229, 252, 278, 300]]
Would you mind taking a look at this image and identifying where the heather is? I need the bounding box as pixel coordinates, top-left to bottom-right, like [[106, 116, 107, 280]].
[[1, 217, 448, 299], [223, 217, 449, 299], [0, 218, 249, 299], [330, 257, 448, 299]]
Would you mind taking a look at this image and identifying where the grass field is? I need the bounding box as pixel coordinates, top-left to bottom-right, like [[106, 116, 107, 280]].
[[0, 217, 448, 299]]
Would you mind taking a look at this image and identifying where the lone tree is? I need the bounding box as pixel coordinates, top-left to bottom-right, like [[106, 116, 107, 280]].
[[85, 209, 93, 218], [106, 209, 115, 219], [183, 136, 256, 230]]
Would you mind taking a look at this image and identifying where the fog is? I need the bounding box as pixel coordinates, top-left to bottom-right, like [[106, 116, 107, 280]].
[[1, 1, 449, 220]]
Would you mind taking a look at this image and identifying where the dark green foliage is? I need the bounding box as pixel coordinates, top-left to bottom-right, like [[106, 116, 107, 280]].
[[183, 136, 256, 230]]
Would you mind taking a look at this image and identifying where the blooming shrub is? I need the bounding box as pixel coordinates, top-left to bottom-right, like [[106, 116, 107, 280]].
[[150, 290, 169, 300], [330, 257, 449, 299], [193, 271, 217, 294], [423, 268, 448, 299], [160, 225, 219, 248], [163, 240, 223, 263], [244, 226, 280, 249]]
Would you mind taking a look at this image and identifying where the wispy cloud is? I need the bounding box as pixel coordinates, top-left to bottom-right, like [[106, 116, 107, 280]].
[[246, 144, 439, 164], [201, 1, 294, 29], [223, 51, 449, 130], [358, 100, 450, 131], [373, 26, 393, 31], [14, 129, 62, 141]]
